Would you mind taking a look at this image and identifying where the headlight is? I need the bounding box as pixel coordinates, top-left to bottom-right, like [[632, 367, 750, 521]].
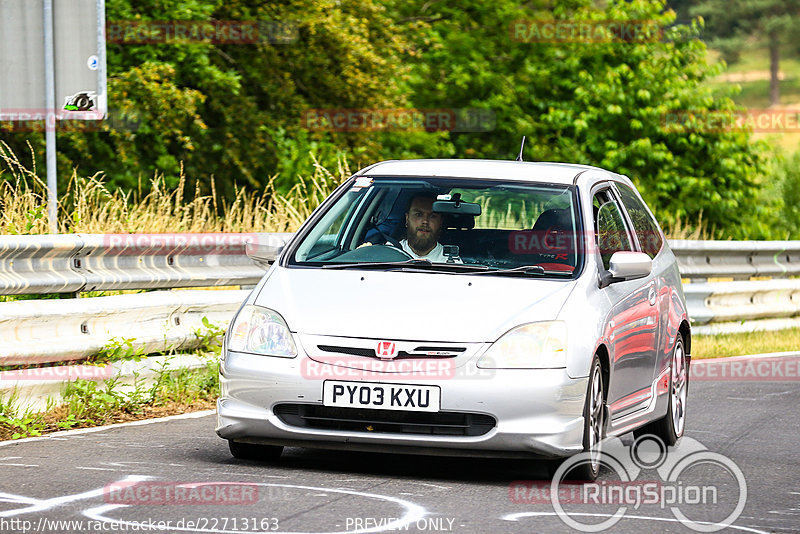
[[227, 305, 297, 358], [477, 321, 566, 369]]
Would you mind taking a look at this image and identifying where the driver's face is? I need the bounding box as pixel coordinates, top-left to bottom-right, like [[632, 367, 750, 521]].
[[405, 196, 443, 255]]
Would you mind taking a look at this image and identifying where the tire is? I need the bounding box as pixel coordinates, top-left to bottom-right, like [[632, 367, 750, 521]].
[[228, 440, 283, 461], [560, 355, 606, 481], [633, 332, 688, 446]]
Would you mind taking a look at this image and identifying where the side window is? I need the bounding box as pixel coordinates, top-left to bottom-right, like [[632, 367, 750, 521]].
[[295, 190, 363, 260], [593, 191, 633, 271], [616, 184, 663, 259]]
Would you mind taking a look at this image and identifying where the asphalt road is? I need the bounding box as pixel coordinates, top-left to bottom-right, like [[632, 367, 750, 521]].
[[1, 379, 798, 534]]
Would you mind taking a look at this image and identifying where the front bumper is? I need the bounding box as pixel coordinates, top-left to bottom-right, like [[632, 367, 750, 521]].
[[216, 350, 588, 459]]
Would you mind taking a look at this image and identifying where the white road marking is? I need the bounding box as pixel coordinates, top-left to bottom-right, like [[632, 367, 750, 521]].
[[0, 475, 151, 518], [212, 472, 288, 479], [0, 410, 215, 447], [76, 467, 118, 471], [763, 390, 797, 397], [0, 463, 38, 467], [502, 511, 770, 533], [407, 482, 450, 490], [0, 493, 40, 505], [84, 482, 428, 534]]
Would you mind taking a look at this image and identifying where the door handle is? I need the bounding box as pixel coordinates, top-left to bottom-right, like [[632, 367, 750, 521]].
[[648, 285, 657, 306]]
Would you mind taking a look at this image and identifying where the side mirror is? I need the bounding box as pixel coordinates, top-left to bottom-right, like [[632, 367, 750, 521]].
[[600, 251, 652, 287], [246, 236, 287, 266]]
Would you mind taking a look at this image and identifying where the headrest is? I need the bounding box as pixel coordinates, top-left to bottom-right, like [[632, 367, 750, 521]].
[[444, 213, 475, 230], [532, 208, 572, 233]]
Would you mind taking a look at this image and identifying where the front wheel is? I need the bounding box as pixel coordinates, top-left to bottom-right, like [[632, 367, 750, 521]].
[[558, 355, 605, 481], [633, 332, 688, 446]]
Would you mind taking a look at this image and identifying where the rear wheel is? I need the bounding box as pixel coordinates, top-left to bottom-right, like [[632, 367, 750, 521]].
[[228, 440, 283, 461], [633, 332, 688, 446]]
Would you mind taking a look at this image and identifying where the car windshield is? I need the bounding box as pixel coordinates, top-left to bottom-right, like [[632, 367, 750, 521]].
[[288, 176, 583, 277]]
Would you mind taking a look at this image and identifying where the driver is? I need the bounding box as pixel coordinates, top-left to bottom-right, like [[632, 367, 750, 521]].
[[401, 193, 460, 263]]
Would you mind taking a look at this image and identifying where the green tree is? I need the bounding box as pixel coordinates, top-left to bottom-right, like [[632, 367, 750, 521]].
[[398, 0, 769, 236], [2, 0, 446, 197], [692, 0, 800, 106]]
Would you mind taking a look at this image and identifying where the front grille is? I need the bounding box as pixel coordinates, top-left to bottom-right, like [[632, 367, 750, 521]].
[[318, 345, 375, 357], [274, 404, 496, 437], [317, 345, 466, 360]]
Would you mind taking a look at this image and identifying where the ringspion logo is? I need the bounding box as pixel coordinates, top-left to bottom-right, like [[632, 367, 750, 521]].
[[507, 435, 747, 532]]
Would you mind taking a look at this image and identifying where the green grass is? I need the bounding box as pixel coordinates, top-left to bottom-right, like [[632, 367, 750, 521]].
[[707, 46, 800, 76], [0, 318, 225, 440], [708, 76, 800, 109], [693, 327, 800, 359], [0, 353, 220, 440], [704, 45, 800, 155]]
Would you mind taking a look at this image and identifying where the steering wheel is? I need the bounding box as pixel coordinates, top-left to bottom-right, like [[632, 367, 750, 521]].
[[335, 244, 412, 262], [369, 222, 405, 250]]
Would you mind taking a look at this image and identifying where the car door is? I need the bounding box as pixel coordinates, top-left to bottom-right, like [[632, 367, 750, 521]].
[[613, 182, 670, 385], [594, 187, 660, 420]]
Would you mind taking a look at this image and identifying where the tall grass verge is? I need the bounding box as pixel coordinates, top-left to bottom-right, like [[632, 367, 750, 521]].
[[0, 353, 220, 440], [2, 140, 727, 239], [0, 141, 347, 234]]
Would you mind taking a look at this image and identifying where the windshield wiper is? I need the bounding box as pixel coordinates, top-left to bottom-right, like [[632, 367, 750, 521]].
[[471, 265, 574, 277], [322, 259, 433, 270], [321, 259, 489, 272]]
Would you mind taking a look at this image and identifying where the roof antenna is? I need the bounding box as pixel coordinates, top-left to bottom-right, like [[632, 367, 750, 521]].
[[515, 135, 526, 162]]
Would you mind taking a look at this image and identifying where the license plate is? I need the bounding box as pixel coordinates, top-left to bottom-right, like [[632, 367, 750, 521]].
[[322, 381, 440, 412]]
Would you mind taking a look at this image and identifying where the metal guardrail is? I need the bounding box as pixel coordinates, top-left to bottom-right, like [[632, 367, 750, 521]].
[[1, 234, 799, 365], [0, 233, 291, 295], [669, 240, 800, 334], [1, 234, 795, 292], [669, 239, 800, 281], [0, 289, 248, 366]]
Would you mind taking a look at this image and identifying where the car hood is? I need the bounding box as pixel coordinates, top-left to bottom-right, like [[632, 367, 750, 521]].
[[254, 267, 577, 343]]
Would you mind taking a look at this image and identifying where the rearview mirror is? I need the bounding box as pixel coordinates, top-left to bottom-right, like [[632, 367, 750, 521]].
[[433, 197, 481, 216]]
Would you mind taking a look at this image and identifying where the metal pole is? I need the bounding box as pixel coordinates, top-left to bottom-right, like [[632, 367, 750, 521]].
[[97, 0, 106, 117], [43, 0, 57, 234]]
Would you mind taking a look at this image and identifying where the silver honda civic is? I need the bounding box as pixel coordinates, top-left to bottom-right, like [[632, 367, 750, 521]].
[[216, 159, 691, 479]]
